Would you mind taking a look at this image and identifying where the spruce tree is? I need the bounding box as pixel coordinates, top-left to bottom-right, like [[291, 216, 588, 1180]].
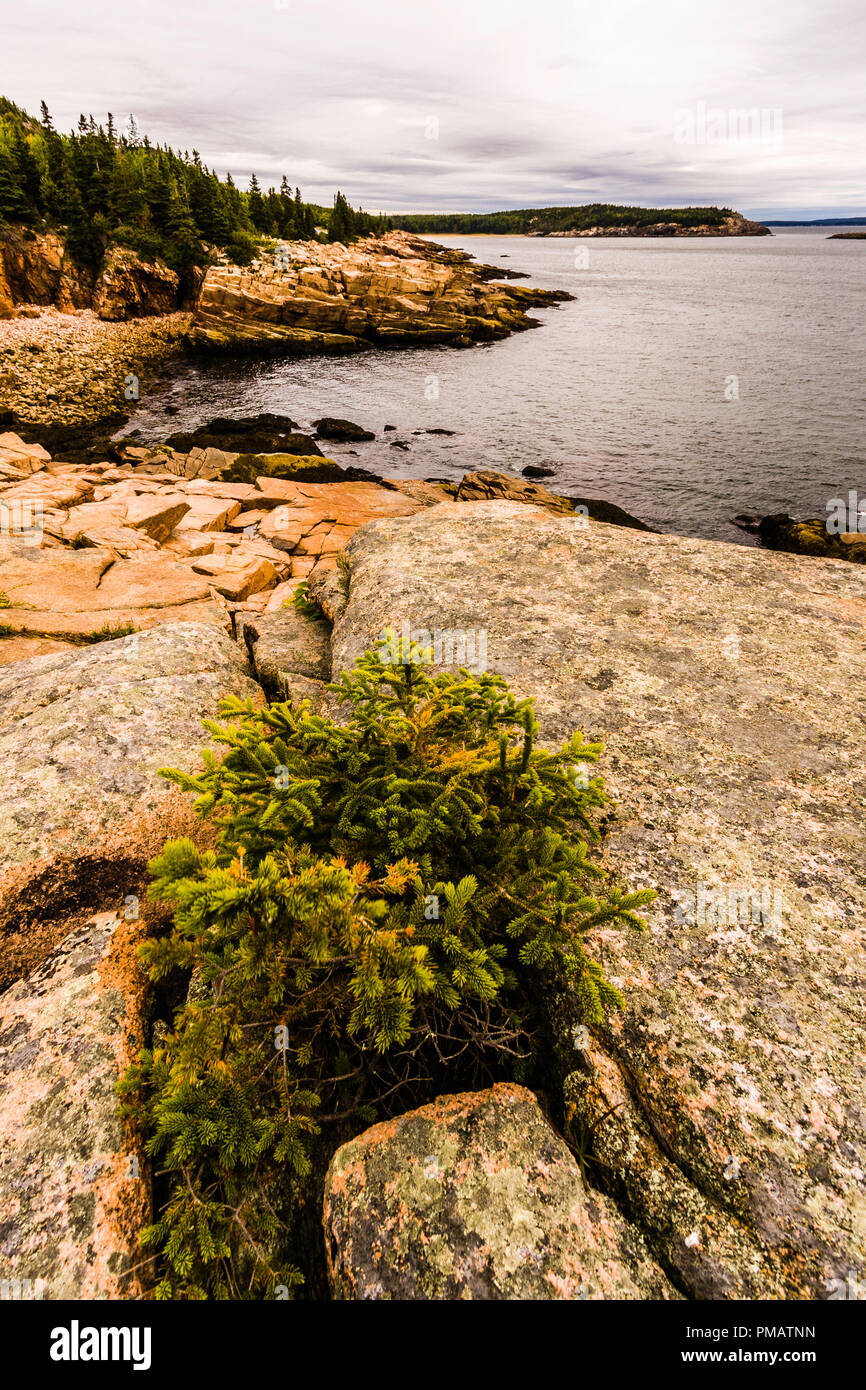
[[247, 172, 266, 232], [121, 635, 652, 1298]]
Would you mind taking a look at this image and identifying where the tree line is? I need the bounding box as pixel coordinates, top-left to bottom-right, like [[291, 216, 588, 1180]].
[[0, 97, 391, 281], [389, 203, 733, 235]]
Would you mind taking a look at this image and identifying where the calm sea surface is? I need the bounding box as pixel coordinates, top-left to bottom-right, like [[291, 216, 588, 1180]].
[[130, 228, 866, 542]]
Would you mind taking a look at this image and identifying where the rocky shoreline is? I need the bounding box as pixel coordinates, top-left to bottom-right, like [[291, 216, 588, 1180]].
[[190, 230, 571, 353], [0, 307, 191, 431], [1, 215, 863, 1302], [0, 230, 572, 434]]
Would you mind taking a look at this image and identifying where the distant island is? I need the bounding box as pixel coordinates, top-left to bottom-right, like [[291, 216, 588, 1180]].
[[389, 205, 770, 237], [762, 217, 866, 226]]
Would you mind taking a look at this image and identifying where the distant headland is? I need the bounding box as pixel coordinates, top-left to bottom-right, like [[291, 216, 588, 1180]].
[[388, 205, 770, 237]]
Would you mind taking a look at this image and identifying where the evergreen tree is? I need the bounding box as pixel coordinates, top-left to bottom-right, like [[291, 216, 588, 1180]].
[[0, 148, 29, 221], [328, 189, 355, 243], [247, 172, 266, 232], [0, 98, 372, 269], [121, 634, 652, 1299]]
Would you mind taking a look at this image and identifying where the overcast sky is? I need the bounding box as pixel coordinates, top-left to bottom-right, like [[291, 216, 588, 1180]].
[[4, 0, 864, 218]]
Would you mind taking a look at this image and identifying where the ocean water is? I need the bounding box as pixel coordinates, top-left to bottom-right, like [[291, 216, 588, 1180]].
[[129, 228, 866, 542]]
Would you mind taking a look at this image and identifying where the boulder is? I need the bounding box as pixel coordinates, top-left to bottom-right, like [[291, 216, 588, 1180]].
[[328, 499, 866, 1299], [0, 911, 149, 1298], [323, 1084, 678, 1300], [0, 622, 261, 988], [166, 416, 321, 459], [457, 469, 574, 513], [115, 496, 190, 542], [457, 470, 654, 531], [237, 605, 331, 703], [0, 431, 52, 473], [313, 417, 375, 443], [757, 513, 866, 564], [189, 554, 277, 601], [568, 494, 657, 532]]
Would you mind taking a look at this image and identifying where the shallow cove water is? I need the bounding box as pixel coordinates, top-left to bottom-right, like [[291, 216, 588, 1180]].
[[129, 227, 866, 542]]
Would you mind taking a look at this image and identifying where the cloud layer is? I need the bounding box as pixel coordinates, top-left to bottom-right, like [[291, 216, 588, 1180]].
[[5, 0, 864, 216]]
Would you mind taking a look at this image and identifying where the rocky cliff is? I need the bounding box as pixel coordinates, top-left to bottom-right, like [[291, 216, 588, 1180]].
[[192, 231, 571, 351], [0, 228, 180, 320]]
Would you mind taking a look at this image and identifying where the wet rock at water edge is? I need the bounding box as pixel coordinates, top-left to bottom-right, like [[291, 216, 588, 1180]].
[[166, 414, 320, 458], [313, 417, 375, 443], [522, 464, 556, 478], [731, 513, 762, 534], [756, 513, 866, 563], [568, 494, 656, 531]]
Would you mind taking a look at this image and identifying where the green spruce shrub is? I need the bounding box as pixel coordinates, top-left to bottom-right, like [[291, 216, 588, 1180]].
[[121, 633, 652, 1298]]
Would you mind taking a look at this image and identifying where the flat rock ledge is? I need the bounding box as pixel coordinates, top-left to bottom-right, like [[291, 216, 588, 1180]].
[[330, 500, 866, 1300], [323, 1084, 678, 1300]]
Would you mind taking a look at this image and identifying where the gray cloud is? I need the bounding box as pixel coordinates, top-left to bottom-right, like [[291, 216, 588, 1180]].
[[4, 0, 864, 217]]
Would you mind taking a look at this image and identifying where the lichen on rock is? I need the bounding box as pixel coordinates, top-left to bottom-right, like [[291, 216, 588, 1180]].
[[323, 1084, 679, 1299]]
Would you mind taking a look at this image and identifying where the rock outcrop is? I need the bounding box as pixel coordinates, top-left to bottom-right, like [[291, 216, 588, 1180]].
[[0, 432, 448, 648], [327, 499, 866, 1300], [455, 468, 654, 530], [0, 227, 182, 320], [313, 417, 375, 443], [0, 910, 149, 1299], [91, 246, 180, 321], [193, 231, 571, 352], [0, 622, 261, 986], [323, 1084, 678, 1300]]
